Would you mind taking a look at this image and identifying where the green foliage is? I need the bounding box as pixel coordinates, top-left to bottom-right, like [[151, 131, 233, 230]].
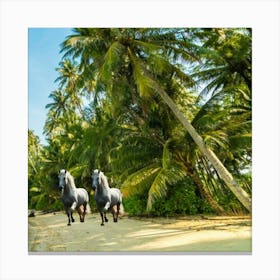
[[30, 192, 64, 211], [122, 194, 148, 216], [28, 28, 252, 215], [150, 180, 200, 216], [123, 179, 214, 217]]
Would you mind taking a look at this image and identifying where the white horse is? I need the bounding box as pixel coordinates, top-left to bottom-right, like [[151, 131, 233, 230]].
[[58, 169, 90, 226], [91, 169, 124, 226]]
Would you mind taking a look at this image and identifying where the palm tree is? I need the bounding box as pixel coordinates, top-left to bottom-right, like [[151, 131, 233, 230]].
[[45, 90, 68, 119], [60, 28, 251, 212], [109, 86, 228, 213], [191, 28, 251, 104], [110, 124, 185, 211], [44, 87, 83, 140], [55, 59, 84, 115], [28, 129, 42, 175], [170, 90, 251, 213]]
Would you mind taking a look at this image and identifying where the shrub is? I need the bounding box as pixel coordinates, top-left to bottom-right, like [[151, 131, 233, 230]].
[[122, 194, 148, 216], [149, 179, 201, 216], [122, 178, 213, 217]]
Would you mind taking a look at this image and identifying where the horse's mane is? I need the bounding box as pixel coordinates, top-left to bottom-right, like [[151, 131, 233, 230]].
[[99, 171, 110, 189], [66, 171, 76, 190]]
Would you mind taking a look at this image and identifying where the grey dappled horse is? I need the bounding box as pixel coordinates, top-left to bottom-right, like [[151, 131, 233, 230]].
[[58, 169, 90, 226], [91, 169, 123, 226]]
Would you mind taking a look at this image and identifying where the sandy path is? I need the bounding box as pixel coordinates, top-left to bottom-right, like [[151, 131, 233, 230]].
[[28, 212, 251, 253]]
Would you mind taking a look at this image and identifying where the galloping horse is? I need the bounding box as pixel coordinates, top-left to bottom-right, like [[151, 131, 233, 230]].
[[58, 169, 90, 226], [91, 169, 123, 226]]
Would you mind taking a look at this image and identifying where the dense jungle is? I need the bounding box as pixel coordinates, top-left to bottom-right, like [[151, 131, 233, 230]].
[[28, 28, 252, 217]]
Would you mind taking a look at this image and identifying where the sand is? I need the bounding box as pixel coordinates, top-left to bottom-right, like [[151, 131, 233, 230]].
[[28, 211, 251, 253]]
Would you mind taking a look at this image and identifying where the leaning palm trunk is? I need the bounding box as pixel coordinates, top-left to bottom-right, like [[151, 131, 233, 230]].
[[154, 82, 252, 212]]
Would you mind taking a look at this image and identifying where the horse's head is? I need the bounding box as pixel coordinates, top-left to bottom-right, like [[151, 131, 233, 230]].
[[58, 169, 68, 191], [91, 169, 101, 191]]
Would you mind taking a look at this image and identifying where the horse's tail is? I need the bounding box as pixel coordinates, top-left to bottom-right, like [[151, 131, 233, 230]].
[[86, 202, 91, 214], [117, 189, 125, 216], [119, 201, 125, 216], [120, 203, 125, 215]]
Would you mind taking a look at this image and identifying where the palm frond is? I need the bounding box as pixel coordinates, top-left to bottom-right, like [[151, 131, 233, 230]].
[[147, 169, 168, 210], [68, 164, 89, 178], [98, 41, 125, 83], [229, 133, 252, 151], [121, 163, 161, 197], [128, 48, 155, 98], [147, 162, 186, 210]]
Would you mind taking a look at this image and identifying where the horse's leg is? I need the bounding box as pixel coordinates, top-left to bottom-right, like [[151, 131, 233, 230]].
[[111, 207, 115, 222], [69, 201, 76, 223], [70, 201, 77, 211], [77, 206, 83, 222], [111, 205, 117, 222], [104, 201, 110, 212], [66, 208, 71, 226], [67, 212, 71, 226], [104, 212, 108, 223], [115, 203, 120, 222], [100, 212, 105, 226], [64, 205, 71, 226], [103, 201, 110, 223], [82, 202, 87, 222], [70, 209, 75, 223]]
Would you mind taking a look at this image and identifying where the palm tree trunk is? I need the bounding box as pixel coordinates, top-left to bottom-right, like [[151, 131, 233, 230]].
[[153, 83, 252, 212]]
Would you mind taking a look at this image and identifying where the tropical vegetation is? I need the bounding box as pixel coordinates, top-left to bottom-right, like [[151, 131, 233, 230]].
[[28, 28, 252, 216]]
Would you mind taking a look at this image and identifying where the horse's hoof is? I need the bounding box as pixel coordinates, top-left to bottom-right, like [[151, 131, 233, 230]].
[[105, 219, 108, 223], [80, 220, 84, 223], [114, 219, 118, 223], [101, 223, 104, 226], [67, 223, 71, 226]]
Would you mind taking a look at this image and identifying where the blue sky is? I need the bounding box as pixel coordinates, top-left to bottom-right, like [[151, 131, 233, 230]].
[[28, 28, 73, 145]]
